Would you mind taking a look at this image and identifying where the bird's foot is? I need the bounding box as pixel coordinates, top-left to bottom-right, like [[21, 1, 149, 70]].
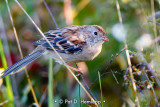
[[67, 65, 83, 76]]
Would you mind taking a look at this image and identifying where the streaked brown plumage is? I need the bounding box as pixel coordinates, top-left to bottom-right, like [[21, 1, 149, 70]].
[[0, 25, 109, 78]]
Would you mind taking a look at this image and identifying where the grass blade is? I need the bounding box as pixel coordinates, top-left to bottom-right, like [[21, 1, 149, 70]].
[[0, 38, 14, 107], [48, 59, 53, 107], [98, 71, 103, 107]]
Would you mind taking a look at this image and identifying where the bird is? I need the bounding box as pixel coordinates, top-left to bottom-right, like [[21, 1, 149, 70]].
[[0, 25, 109, 78]]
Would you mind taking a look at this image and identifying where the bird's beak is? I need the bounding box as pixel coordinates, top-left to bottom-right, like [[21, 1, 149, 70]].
[[101, 35, 109, 41]]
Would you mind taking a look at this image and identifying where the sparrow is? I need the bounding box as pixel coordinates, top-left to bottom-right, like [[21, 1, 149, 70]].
[[0, 25, 109, 78]]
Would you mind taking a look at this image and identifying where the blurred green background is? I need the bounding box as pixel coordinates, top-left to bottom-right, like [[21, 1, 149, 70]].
[[0, 0, 160, 107]]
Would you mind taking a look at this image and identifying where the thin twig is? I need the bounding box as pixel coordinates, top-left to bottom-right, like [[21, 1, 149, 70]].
[[80, 75, 101, 107], [92, 48, 126, 85], [105, 48, 126, 71], [111, 70, 119, 84], [42, 0, 59, 28], [151, 0, 158, 39], [45, 0, 99, 106], [5, 0, 39, 105], [0, 100, 9, 106], [115, 0, 140, 106], [14, 1, 99, 106], [143, 71, 159, 106], [78, 76, 81, 107], [115, 0, 122, 23], [0, 12, 20, 107], [39, 86, 48, 107], [125, 45, 140, 107], [150, 0, 159, 52], [105, 54, 114, 71], [75, 64, 82, 107], [139, 52, 160, 88]]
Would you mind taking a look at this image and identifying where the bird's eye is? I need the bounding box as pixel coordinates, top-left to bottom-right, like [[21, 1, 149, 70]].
[[94, 32, 97, 35]]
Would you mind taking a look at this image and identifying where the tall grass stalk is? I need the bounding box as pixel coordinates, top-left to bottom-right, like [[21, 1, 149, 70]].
[[42, 0, 59, 28], [151, 0, 157, 39], [5, 0, 39, 105], [150, 0, 159, 52], [0, 38, 14, 107], [15, 1, 99, 106], [115, 0, 140, 106], [48, 59, 53, 107], [98, 71, 103, 107]]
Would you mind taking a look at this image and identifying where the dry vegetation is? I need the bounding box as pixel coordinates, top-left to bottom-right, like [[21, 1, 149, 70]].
[[0, 0, 160, 107]]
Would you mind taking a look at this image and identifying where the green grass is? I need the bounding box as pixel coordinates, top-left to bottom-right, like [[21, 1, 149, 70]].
[[48, 59, 53, 107], [0, 38, 14, 107], [98, 71, 104, 107]]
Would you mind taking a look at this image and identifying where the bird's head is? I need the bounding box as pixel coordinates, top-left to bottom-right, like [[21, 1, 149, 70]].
[[82, 25, 109, 46]]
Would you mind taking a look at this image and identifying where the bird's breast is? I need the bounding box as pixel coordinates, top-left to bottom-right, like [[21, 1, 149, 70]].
[[84, 45, 102, 60], [45, 45, 102, 64]]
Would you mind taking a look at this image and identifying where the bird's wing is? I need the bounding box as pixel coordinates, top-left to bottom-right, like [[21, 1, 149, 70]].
[[33, 26, 86, 54]]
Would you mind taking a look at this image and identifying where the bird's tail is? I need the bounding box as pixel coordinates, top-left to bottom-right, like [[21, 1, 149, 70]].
[[0, 50, 45, 79]]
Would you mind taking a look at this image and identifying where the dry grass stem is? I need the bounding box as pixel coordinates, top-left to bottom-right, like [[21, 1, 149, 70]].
[[5, 0, 39, 105], [14, 0, 99, 106], [151, 0, 157, 39], [139, 52, 160, 88], [73, 0, 90, 18], [39, 86, 48, 107], [115, 0, 140, 106], [115, 0, 122, 23], [92, 48, 126, 84], [0, 13, 20, 107], [80, 75, 100, 107], [125, 45, 140, 107], [111, 70, 119, 84], [42, 0, 59, 28], [0, 100, 9, 106], [143, 70, 158, 106]]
